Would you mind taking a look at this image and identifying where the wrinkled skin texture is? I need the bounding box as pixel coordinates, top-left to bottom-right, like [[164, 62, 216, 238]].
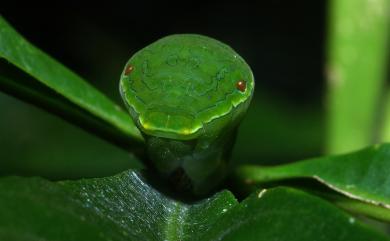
[[120, 34, 254, 195]]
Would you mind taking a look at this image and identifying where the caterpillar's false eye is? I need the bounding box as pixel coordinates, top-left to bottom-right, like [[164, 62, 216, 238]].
[[124, 64, 134, 75], [236, 80, 246, 92]]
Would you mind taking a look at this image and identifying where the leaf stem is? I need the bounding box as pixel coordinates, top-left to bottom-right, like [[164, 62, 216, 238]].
[[325, 0, 390, 154]]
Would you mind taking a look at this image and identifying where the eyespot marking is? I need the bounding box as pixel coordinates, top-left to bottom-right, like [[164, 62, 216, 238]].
[[125, 64, 134, 75], [236, 80, 246, 92]]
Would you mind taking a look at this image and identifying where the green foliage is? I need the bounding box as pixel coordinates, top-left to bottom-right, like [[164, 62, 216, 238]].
[[0, 170, 388, 241], [237, 144, 390, 206], [0, 0, 390, 237], [236, 144, 390, 221]]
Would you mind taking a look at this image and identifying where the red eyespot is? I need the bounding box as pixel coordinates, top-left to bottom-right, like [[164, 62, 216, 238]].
[[124, 65, 134, 75], [236, 80, 246, 92]]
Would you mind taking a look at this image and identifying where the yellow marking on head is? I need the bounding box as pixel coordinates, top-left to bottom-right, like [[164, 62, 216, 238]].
[[141, 122, 151, 130], [181, 129, 192, 135]]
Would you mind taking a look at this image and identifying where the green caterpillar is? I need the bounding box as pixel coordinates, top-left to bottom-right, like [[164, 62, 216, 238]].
[[120, 34, 254, 195]]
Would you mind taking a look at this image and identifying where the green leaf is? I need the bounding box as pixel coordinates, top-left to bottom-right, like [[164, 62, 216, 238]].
[[0, 16, 143, 148], [0, 170, 387, 240], [236, 144, 390, 212], [321, 191, 390, 223]]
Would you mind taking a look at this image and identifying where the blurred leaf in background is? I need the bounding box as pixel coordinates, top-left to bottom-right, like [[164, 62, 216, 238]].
[[0, 92, 142, 180], [326, 0, 390, 154], [233, 92, 324, 165]]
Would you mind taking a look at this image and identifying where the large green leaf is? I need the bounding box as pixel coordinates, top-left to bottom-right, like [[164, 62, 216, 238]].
[[236, 144, 390, 214], [0, 16, 143, 148], [0, 170, 387, 240]]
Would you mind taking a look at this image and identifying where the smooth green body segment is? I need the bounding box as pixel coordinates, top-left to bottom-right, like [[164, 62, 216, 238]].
[[120, 34, 254, 195]]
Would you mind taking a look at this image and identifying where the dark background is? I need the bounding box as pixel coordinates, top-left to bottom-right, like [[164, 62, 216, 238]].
[[0, 2, 326, 179]]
